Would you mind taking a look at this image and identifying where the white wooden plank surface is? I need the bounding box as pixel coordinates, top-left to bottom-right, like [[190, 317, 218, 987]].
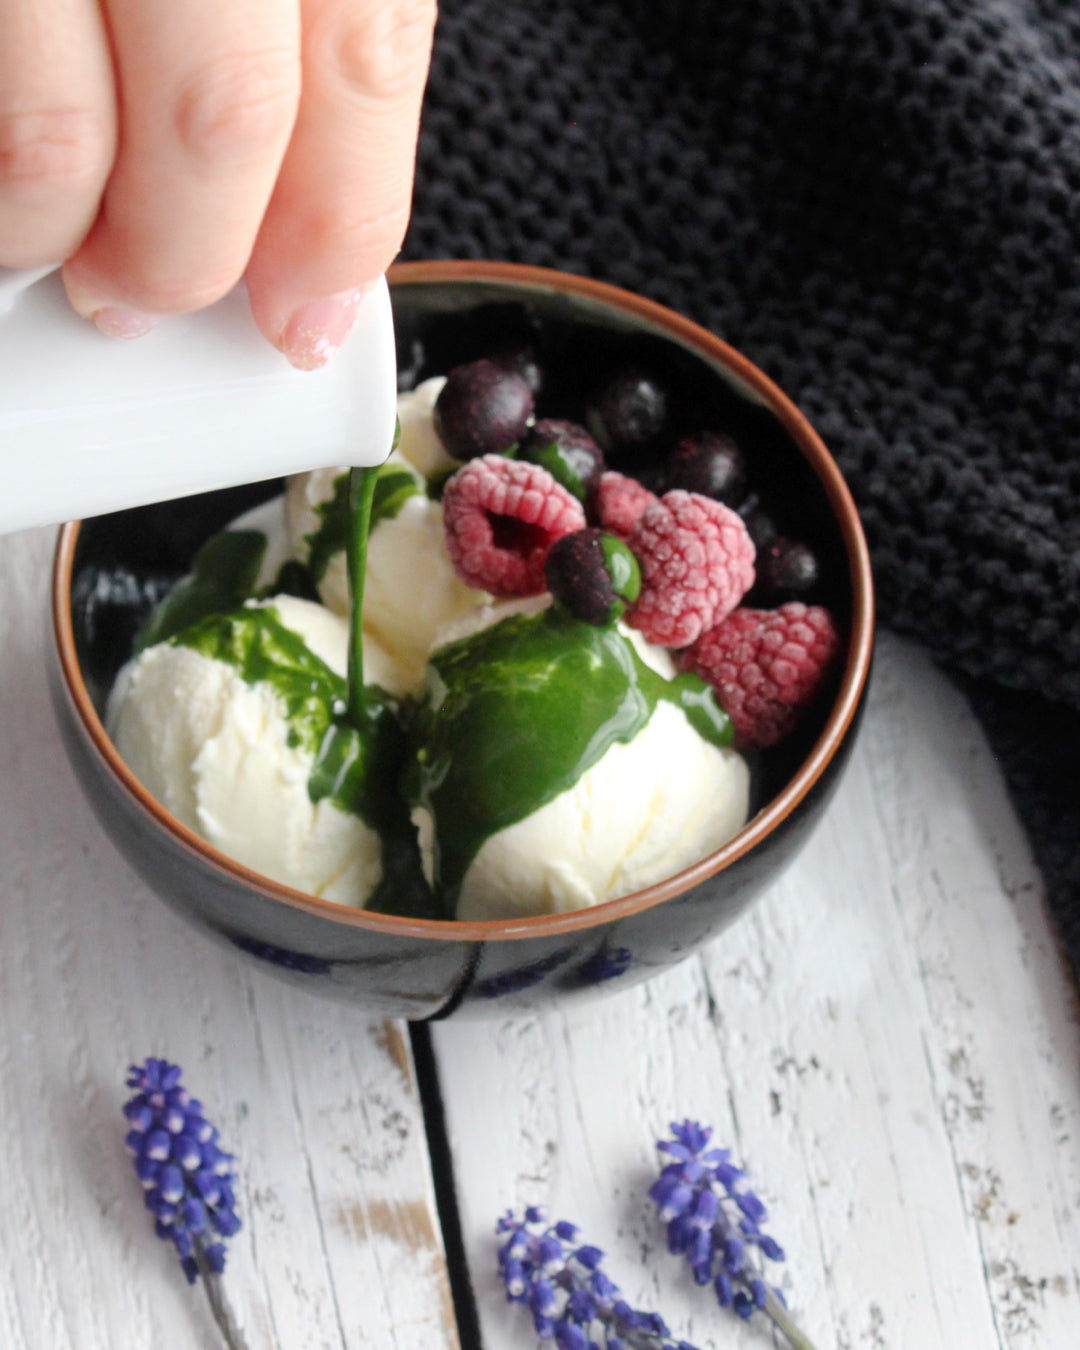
[[0, 526, 458, 1350], [431, 632, 1080, 1350]]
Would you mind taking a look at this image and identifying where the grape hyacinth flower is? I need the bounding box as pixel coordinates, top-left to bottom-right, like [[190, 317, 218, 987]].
[[123, 1058, 241, 1285], [650, 1121, 819, 1350], [124, 1059, 250, 1348], [497, 1207, 700, 1350]]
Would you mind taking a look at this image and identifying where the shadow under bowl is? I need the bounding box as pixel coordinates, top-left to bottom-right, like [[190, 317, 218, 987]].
[[49, 261, 874, 1019]]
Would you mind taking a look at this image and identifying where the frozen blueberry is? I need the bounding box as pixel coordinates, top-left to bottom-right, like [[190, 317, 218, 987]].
[[544, 528, 641, 626], [739, 499, 780, 549], [434, 359, 535, 460], [757, 537, 819, 595], [491, 345, 544, 397], [585, 368, 667, 457], [518, 419, 606, 503], [663, 430, 747, 504]]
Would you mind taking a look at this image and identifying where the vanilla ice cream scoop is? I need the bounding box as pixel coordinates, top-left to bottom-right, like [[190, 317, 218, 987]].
[[437, 700, 747, 921], [407, 604, 748, 919], [109, 594, 407, 907], [285, 459, 483, 691], [395, 376, 459, 480]]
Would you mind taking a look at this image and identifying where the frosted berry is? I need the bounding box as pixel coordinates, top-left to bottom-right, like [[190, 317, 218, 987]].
[[519, 419, 605, 503], [740, 499, 779, 549], [586, 368, 667, 456], [442, 455, 586, 596], [545, 528, 641, 626], [679, 602, 840, 750], [626, 490, 756, 648], [492, 344, 544, 396], [663, 431, 747, 505], [594, 470, 659, 540], [756, 537, 819, 596], [434, 359, 535, 460]]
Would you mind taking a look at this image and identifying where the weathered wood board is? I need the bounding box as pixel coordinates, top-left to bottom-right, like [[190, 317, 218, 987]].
[[0, 526, 458, 1350], [431, 634, 1080, 1350]]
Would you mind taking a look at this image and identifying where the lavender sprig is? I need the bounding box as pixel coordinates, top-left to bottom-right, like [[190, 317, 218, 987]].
[[649, 1121, 818, 1350], [498, 1207, 700, 1350]]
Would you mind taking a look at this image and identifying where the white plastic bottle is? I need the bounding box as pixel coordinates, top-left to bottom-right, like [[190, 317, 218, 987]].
[[0, 266, 398, 534]]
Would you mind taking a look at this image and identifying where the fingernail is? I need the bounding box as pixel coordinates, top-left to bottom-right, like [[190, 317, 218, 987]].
[[63, 273, 162, 340], [89, 306, 163, 340], [281, 286, 367, 371]]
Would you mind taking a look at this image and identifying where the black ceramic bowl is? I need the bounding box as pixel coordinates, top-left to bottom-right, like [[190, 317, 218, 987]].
[[50, 261, 874, 1018]]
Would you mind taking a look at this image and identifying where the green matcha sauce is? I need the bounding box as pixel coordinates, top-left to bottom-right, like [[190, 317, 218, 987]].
[[304, 449, 419, 584], [136, 530, 267, 652], [404, 607, 732, 908], [136, 528, 319, 652]]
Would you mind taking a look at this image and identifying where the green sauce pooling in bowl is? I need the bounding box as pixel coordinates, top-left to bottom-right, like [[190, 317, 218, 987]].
[[405, 606, 733, 907]]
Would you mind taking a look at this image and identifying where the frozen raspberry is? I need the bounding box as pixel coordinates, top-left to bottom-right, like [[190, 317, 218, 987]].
[[594, 471, 658, 541], [442, 455, 586, 596], [625, 490, 755, 647], [679, 602, 840, 751]]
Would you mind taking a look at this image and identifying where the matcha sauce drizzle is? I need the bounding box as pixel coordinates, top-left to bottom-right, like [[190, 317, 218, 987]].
[[305, 456, 419, 585], [345, 464, 378, 728]]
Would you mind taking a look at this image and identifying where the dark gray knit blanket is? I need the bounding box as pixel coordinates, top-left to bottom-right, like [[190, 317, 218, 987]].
[[403, 0, 1080, 974]]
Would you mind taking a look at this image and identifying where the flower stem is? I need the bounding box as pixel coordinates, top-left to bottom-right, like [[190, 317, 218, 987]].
[[763, 1287, 819, 1350], [345, 464, 379, 728], [195, 1251, 251, 1350]]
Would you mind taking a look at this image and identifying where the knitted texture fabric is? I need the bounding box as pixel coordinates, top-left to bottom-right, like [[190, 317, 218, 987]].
[[404, 0, 1080, 970]]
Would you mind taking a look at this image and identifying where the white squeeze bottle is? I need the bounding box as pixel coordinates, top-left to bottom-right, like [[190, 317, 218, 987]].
[[0, 265, 398, 535]]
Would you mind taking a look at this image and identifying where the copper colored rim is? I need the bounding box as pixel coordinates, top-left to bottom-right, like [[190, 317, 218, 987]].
[[52, 261, 875, 943]]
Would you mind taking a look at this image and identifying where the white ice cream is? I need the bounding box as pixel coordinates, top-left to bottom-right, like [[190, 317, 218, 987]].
[[395, 375, 456, 479], [108, 594, 391, 906], [285, 460, 483, 692], [362, 494, 487, 688], [418, 697, 749, 922]]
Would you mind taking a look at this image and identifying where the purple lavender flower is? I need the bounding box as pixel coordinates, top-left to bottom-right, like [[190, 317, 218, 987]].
[[124, 1058, 241, 1285], [497, 1208, 699, 1349], [650, 1121, 818, 1350]]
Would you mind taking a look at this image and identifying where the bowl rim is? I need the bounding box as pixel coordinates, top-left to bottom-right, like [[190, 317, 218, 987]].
[[52, 259, 875, 943]]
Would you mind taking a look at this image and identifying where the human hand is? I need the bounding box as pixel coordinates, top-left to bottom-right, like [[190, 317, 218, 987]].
[[0, 0, 436, 368]]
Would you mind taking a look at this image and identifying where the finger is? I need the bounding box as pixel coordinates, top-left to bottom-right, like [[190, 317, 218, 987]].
[[0, 0, 116, 267], [245, 0, 436, 369], [63, 0, 301, 335]]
